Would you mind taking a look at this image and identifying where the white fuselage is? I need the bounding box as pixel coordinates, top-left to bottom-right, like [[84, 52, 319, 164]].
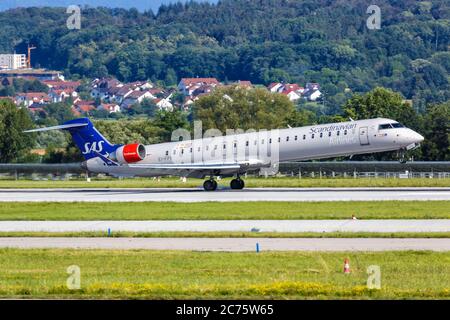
[[85, 118, 424, 178]]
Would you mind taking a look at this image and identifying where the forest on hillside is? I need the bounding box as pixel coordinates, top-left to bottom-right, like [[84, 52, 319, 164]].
[[0, 0, 449, 114]]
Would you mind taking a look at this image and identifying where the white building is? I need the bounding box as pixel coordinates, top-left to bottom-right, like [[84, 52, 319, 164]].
[[155, 97, 173, 111], [0, 54, 27, 70]]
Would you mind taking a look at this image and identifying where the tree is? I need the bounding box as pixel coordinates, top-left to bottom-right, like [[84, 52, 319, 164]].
[[193, 85, 296, 132], [420, 103, 450, 161], [343, 87, 419, 128], [153, 110, 190, 142], [41, 103, 75, 124], [0, 100, 35, 162]]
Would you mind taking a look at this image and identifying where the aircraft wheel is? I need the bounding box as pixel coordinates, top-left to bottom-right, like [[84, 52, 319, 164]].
[[203, 179, 217, 191], [230, 178, 245, 190]]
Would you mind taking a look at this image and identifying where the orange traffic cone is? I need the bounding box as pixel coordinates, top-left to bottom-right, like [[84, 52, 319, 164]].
[[344, 258, 351, 274]]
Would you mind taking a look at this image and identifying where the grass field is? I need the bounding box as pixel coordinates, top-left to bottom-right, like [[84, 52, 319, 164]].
[[0, 177, 449, 188], [0, 249, 448, 299], [0, 231, 449, 238], [0, 201, 448, 220]]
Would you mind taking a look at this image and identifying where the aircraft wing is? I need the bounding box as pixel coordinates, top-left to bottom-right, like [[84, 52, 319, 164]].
[[127, 163, 241, 170]]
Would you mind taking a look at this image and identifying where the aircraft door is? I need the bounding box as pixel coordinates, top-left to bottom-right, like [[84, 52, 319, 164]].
[[359, 126, 369, 145]]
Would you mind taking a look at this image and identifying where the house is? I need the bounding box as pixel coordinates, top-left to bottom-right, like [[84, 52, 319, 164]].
[[268, 82, 284, 93], [178, 78, 220, 96], [91, 78, 122, 100], [48, 88, 78, 103], [98, 103, 121, 113], [72, 99, 96, 115], [15, 92, 50, 107], [267, 82, 306, 101], [43, 80, 80, 90], [283, 90, 301, 101], [127, 81, 153, 90], [28, 103, 47, 115], [111, 85, 134, 104], [303, 89, 322, 101], [120, 90, 156, 110], [191, 84, 215, 97], [148, 88, 164, 97], [154, 93, 174, 111], [306, 82, 320, 91]]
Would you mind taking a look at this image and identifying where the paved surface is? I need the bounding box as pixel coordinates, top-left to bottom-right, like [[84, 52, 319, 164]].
[[1, 220, 449, 233], [0, 237, 449, 251], [0, 187, 449, 202]]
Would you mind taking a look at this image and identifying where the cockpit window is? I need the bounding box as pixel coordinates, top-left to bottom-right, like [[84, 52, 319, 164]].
[[379, 122, 405, 130], [378, 123, 393, 130]]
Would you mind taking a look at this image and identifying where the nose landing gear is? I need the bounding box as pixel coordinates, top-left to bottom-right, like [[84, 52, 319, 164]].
[[397, 149, 407, 164]]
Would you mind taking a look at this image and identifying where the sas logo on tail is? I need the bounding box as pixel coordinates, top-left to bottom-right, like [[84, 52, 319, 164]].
[[82, 141, 104, 154]]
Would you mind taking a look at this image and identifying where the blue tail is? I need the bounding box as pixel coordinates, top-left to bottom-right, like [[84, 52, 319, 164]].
[[62, 118, 119, 160]]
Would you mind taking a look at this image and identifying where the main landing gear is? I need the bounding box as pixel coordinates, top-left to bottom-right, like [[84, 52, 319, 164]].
[[203, 179, 218, 191], [202, 176, 245, 191], [230, 177, 245, 190]]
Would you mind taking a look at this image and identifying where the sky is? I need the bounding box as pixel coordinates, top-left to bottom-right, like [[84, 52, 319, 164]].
[[0, 0, 216, 12]]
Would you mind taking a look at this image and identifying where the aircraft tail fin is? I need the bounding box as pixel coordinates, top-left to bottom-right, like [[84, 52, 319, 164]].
[[25, 118, 120, 160]]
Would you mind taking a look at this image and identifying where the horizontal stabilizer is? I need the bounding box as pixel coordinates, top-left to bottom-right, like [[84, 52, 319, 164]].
[[23, 122, 88, 133]]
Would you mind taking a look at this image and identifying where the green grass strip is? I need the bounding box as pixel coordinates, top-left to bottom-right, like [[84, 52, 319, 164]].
[[0, 249, 448, 299], [0, 201, 448, 220], [0, 231, 449, 238], [0, 177, 449, 188]]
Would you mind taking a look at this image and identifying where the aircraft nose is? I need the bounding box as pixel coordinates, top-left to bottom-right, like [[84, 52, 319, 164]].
[[413, 131, 424, 143]]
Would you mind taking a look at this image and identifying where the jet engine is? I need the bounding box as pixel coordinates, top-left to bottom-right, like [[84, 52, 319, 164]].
[[111, 143, 146, 164]]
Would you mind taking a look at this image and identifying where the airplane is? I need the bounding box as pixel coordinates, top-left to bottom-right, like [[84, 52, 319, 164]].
[[25, 117, 424, 191]]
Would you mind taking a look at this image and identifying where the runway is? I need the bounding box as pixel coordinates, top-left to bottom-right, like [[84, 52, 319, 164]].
[[1, 220, 449, 233], [0, 237, 449, 251], [0, 187, 449, 202]]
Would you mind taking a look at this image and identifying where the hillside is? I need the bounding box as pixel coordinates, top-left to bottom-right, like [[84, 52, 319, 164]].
[[0, 0, 449, 112], [0, 0, 212, 12]]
